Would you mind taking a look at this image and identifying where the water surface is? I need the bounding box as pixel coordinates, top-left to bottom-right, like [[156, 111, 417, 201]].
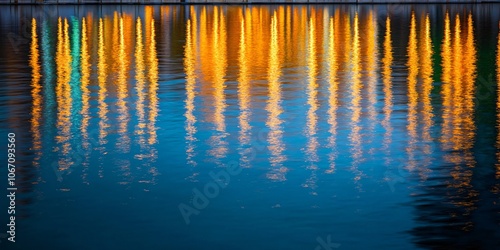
[[1, 4, 500, 249]]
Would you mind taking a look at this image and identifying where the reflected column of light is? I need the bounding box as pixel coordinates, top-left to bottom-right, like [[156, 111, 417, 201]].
[[41, 19, 56, 175], [302, 16, 319, 192], [147, 18, 159, 145], [117, 16, 130, 152], [80, 17, 91, 183], [449, 14, 476, 206], [237, 16, 252, 168], [418, 14, 434, 180], [70, 17, 81, 136], [56, 18, 73, 171], [349, 13, 363, 182], [80, 18, 90, 149], [97, 18, 109, 145], [441, 12, 453, 152], [462, 14, 477, 167], [30, 18, 42, 166], [382, 16, 393, 168], [451, 14, 464, 155], [497, 23, 500, 179], [406, 12, 419, 172], [326, 17, 338, 174], [208, 7, 228, 161], [365, 11, 378, 149], [448, 14, 469, 170], [134, 18, 147, 149], [266, 12, 286, 181], [184, 18, 197, 167]]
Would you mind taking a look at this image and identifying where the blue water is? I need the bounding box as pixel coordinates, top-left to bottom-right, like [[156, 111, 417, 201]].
[[0, 4, 500, 249]]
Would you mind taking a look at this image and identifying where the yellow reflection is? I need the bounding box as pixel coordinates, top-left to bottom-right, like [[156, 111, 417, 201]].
[[366, 11, 378, 146], [98, 18, 109, 145], [80, 17, 91, 182], [306, 16, 319, 167], [497, 23, 500, 179], [30, 18, 42, 164], [55, 18, 73, 171], [349, 13, 363, 182], [420, 14, 434, 142], [147, 18, 159, 145], [441, 12, 453, 149], [382, 16, 393, 165], [266, 11, 286, 181], [80, 18, 90, 147], [184, 18, 197, 167], [326, 17, 338, 174], [208, 7, 228, 161], [238, 15, 252, 168], [406, 12, 418, 172], [135, 17, 146, 145], [419, 14, 434, 179], [117, 16, 130, 152]]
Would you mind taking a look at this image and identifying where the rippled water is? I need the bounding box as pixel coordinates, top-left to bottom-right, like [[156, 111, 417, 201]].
[[1, 4, 500, 249]]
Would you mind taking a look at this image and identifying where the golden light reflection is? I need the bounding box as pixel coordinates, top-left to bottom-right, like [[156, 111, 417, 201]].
[[382, 16, 393, 166], [135, 17, 146, 146], [184, 18, 197, 167], [116, 16, 130, 153], [147, 18, 159, 145], [238, 15, 252, 168], [365, 11, 378, 147], [497, 23, 500, 179], [439, 13, 478, 194], [80, 18, 90, 148], [302, 15, 320, 192], [98, 18, 109, 145], [419, 14, 434, 180], [30, 18, 42, 163], [326, 17, 338, 174], [80, 17, 91, 182], [266, 11, 286, 181], [462, 13, 477, 158], [406, 12, 418, 172], [349, 13, 363, 182], [207, 7, 228, 161], [55, 18, 73, 171], [441, 12, 453, 150]]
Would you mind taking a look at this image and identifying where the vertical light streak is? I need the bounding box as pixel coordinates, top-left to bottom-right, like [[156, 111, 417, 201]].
[[366, 11, 378, 148], [462, 14, 477, 166], [349, 13, 363, 182], [117, 16, 130, 152], [55, 18, 73, 171], [406, 12, 418, 172], [80, 18, 90, 149], [441, 12, 453, 151], [326, 17, 338, 174], [208, 7, 228, 161], [303, 16, 319, 191], [497, 22, 500, 179], [419, 14, 434, 179], [420, 14, 434, 142], [30, 18, 42, 164], [98, 18, 109, 145], [382, 16, 393, 167], [80, 17, 91, 182], [238, 13, 252, 168], [451, 14, 463, 154], [184, 18, 197, 167], [147, 18, 159, 145], [135, 17, 146, 146], [266, 11, 286, 181]]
